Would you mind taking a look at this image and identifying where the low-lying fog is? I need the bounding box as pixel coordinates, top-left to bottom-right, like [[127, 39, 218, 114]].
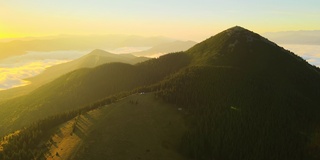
[[0, 45, 319, 91], [0, 50, 88, 90], [281, 44, 320, 67], [0, 47, 150, 90]]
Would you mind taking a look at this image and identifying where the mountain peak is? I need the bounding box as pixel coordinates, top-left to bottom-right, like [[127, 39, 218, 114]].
[[88, 49, 113, 56], [186, 26, 314, 72], [224, 26, 261, 42], [186, 26, 263, 59], [227, 26, 247, 31]]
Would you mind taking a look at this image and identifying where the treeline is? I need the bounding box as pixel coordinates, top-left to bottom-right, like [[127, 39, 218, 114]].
[[315, 65, 320, 73], [0, 52, 192, 160], [150, 66, 320, 160], [0, 92, 130, 160], [133, 34, 320, 159], [0, 52, 191, 137]]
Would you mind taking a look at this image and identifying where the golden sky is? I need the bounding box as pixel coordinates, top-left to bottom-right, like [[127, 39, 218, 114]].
[[1, 0, 320, 41]]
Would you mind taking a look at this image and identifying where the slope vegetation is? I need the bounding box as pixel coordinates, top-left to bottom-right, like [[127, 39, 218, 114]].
[[0, 52, 191, 136], [72, 93, 186, 160], [0, 49, 149, 102], [151, 26, 320, 160], [26, 49, 149, 86], [1, 93, 188, 160], [1, 26, 320, 160]]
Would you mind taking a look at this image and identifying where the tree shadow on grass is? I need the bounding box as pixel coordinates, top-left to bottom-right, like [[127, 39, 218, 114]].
[[73, 113, 96, 139]]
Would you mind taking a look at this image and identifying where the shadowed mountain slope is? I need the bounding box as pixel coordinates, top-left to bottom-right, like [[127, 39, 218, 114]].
[[0, 49, 149, 102], [0, 52, 191, 136], [151, 26, 320, 160], [27, 49, 149, 85], [1, 26, 320, 160]]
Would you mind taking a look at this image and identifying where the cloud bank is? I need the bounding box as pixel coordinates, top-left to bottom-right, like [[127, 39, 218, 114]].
[[107, 47, 151, 54], [281, 44, 320, 67], [1, 46, 319, 91], [0, 50, 87, 90], [0, 61, 66, 90]]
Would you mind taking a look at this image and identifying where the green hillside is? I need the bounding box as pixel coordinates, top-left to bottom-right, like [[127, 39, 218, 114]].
[[0, 52, 191, 137], [74, 93, 187, 160], [27, 49, 149, 85], [151, 26, 320, 159], [0, 93, 188, 160], [0, 49, 149, 102], [1, 26, 320, 160]]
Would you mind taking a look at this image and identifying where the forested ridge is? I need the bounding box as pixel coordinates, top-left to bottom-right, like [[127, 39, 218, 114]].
[[0, 52, 191, 136], [0, 92, 131, 160], [151, 27, 320, 159], [1, 26, 320, 160]]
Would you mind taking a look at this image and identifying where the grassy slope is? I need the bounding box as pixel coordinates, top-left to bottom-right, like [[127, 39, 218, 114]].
[[26, 49, 149, 85], [0, 50, 149, 102], [0, 52, 191, 137], [42, 93, 187, 160], [2, 26, 320, 159]]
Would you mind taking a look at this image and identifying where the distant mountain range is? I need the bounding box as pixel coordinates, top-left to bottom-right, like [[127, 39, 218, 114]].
[[0, 39, 197, 101], [26, 49, 149, 86], [263, 30, 320, 45], [0, 35, 174, 60], [131, 40, 197, 57], [1, 26, 320, 160]]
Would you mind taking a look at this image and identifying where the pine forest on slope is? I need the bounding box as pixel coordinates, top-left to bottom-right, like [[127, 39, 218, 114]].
[[1, 26, 320, 160]]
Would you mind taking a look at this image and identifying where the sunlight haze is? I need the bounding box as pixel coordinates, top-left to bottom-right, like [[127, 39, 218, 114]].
[[1, 0, 320, 41], [1, 0, 320, 90], [1, 1, 320, 159]]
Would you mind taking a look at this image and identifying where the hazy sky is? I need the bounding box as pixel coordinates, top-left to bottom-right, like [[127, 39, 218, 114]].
[[1, 0, 320, 41]]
